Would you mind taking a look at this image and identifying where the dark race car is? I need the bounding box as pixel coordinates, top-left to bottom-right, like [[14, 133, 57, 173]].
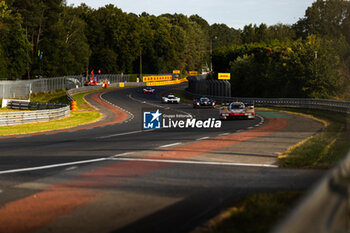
[[193, 97, 216, 108], [143, 87, 155, 94]]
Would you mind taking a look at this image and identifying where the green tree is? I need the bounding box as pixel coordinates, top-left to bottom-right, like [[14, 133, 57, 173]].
[[210, 23, 241, 48], [0, 0, 30, 79], [294, 0, 350, 40], [55, 6, 91, 75]]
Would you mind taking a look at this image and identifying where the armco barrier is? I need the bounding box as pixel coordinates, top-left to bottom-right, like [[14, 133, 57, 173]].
[[272, 150, 350, 233], [0, 106, 70, 126], [186, 89, 350, 232], [185, 91, 350, 114]]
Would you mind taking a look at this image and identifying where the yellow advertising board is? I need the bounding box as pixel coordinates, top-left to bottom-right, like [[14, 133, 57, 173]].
[[218, 73, 231, 80], [119, 82, 125, 87], [173, 70, 181, 74], [146, 78, 188, 86], [189, 71, 198, 76], [143, 75, 172, 82]]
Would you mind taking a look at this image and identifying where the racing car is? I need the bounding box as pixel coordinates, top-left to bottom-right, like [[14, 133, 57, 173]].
[[162, 94, 180, 104], [143, 87, 155, 94], [193, 97, 216, 108], [219, 102, 255, 119]]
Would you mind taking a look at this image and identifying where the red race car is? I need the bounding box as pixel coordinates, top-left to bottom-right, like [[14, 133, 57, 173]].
[[220, 102, 255, 119], [143, 87, 155, 94]]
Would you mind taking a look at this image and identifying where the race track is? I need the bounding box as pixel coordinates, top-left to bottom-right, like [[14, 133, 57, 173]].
[[0, 85, 325, 233]]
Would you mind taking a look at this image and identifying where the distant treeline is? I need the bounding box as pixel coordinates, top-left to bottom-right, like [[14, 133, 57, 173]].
[[0, 0, 349, 98], [213, 0, 350, 99], [0, 1, 222, 79]]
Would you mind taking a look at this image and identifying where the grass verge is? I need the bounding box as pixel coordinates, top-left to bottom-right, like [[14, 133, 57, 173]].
[[272, 108, 350, 169], [0, 89, 105, 136], [30, 90, 70, 104], [197, 192, 304, 233]]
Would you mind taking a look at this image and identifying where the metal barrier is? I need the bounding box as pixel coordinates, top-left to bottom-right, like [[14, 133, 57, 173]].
[[185, 91, 350, 114], [0, 106, 70, 126], [6, 100, 67, 110], [272, 150, 350, 233]]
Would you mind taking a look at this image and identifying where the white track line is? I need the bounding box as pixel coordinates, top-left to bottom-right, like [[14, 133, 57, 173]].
[[100, 92, 135, 122], [97, 129, 154, 139], [197, 137, 210, 141], [113, 152, 134, 157], [219, 133, 230, 136], [65, 166, 78, 171], [110, 158, 278, 168], [0, 158, 108, 175], [159, 142, 182, 148]]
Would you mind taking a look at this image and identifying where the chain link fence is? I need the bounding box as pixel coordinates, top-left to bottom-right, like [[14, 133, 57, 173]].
[[0, 74, 130, 100]]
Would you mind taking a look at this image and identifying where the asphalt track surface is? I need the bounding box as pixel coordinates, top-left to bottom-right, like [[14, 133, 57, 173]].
[[0, 85, 326, 233]]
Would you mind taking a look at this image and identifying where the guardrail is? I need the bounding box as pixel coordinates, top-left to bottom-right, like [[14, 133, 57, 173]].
[[185, 90, 350, 114], [7, 100, 67, 110], [272, 150, 350, 233], [0, 106, 70, 126], [186, 89, 350, 232]]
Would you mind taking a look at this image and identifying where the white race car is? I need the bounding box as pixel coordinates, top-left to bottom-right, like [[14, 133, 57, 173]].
[[162, 94, 180, 104]]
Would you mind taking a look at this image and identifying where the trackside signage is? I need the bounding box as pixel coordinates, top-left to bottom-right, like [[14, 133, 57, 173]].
[[143, 75, 172, 82], [189, 71, 198, 76], [143, 109, 222, 130], [218, 73, 231, 80]]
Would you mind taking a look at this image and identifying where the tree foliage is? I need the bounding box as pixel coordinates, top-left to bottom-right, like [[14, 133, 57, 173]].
[[213, 0, 350, 99], [0, 0, 30, 79], [0, 0, 349, 100]]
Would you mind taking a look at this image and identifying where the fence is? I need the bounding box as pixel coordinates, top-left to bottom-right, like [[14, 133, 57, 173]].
[[0, 74, 130, 100]]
